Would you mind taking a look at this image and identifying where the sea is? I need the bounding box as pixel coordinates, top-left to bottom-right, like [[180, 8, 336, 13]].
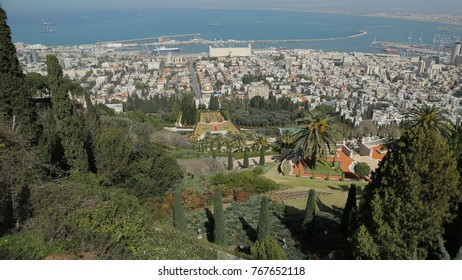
[[6, 8, 462, 54]]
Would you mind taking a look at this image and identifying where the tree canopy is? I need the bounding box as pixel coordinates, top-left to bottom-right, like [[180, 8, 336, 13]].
[[351, 127, 461, 259]]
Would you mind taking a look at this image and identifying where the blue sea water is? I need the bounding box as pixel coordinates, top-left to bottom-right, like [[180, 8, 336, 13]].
[[6, 8, 462, 53]]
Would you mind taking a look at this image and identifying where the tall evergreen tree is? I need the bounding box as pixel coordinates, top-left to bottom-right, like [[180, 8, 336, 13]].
[[259, 146, 265, 165], [341, 184, 357, 236], [209, 95, 220, 110], [173, 189, 187, 233], [257, 196, 270, 241], [46, 54, 88, 173], [303, 189, 316, 232], [227, 150, 233, 170], [351, 127, 461, 259], [213, 186, 226, 246], [0, 7, 23, 78], [0, 6, 37, 140], [243, 148, 249, 168]]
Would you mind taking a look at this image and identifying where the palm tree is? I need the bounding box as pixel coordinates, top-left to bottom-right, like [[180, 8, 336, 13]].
[[403, 104, 454, 139], [279, 130, 294, 149], [251, 134, 267, 150], [227, 132, 247, 151], [293, 111, 342, 169]]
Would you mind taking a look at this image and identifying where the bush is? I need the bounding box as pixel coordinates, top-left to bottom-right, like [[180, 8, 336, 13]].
[[11, 178, 217, 260], [210, 171, 278, 195], [354, 162, 371, 178], [251, 237, 286, 260]]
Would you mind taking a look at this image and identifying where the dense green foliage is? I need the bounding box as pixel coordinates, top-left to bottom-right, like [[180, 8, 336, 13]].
[[251, 237, 286, 260], [227, 150, 233, 170], [0, 178, 216, 259], [243, 148, 249, 168], [213, 187, 226, 246], [208, 96, 220, 110], [0, 7, 22, 77], [0, 7, 37, 141], [0, 127, 39, 235], [354, 162, 371, 178], [303, 189, 316, 233], [173, 190, 187, 233], [257, 196, 270, 241], [46, 54, 89, 173], [259, 146, 265, 165], [210, 171, 278, 194], [293, 111, 342, 168], [404, 104, 454, 140], [351, 127, 461, 259]]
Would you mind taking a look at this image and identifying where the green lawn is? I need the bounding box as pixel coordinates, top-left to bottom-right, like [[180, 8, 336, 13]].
[[262, 165, 367, 211], [301, 161, 343, 176]]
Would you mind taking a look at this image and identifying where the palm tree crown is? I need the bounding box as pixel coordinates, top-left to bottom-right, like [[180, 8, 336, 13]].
[[404, 104, 454, 139], [293, 111, 342, 168]]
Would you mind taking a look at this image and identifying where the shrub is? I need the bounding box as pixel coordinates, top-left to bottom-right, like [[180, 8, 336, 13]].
[[210, 171, 278, 195], [251, 237, 286, 260], [354, 162, 371, 178]]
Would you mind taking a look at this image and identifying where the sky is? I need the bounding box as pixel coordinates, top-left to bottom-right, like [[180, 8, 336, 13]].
[[2, 0, 462, 14]]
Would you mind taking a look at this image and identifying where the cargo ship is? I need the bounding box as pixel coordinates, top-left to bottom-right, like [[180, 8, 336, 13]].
[[152, 46, 180, 54]]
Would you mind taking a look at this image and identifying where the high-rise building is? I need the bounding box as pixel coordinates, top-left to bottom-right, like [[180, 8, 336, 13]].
[[451, 41, 461, 65]]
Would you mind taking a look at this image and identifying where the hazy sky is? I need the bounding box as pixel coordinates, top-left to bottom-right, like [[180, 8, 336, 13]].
[[2, 0, 462, 13]]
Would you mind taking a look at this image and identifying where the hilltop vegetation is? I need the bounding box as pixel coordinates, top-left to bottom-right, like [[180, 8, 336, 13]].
[[2, 4, 462, 260]]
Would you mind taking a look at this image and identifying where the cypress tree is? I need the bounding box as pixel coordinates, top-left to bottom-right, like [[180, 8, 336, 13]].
[[0, 7, 23, 78], [257, 196, 270, 241], [251, 237, 286, 260], [351, 127, 461, 259], [212, 149, 216, 159], [0, 7, 37, 140], [243, 148, 249, 168], [227, 150, 233, 170], [436, 235, 451, 260], [341, 184, 357, 236], [173, 189, 187, 233], [213, 186, 226, 246], [46, 54, 89, 173], [303, 189, 316, 232], [259, 146, 265, 165]]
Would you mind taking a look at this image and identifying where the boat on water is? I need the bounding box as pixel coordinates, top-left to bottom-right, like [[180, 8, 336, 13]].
[[42, 27, 54, 33], [383, 48, 399, 54], [152, 46, 180, 54]]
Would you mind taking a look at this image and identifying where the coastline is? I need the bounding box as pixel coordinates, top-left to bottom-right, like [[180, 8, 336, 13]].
[[199, 6, 462, 26]]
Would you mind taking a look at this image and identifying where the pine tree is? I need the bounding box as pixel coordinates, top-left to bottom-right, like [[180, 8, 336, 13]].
[[257, 196, 270, 241], [303, 189, 316, 232], [341, 184, 357, 236], [213, 186, 226, 246], [251, 237, 286, 260], [259, 146, 265, 165], [46, 54, 89, 173], [227, 150, 233, 170], [173, 189, 187, 233], [351, 127, 461, 259], [243, 148, 249, 168]]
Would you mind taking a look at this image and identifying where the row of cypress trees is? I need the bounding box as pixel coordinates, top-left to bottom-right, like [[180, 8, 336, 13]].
[[172, 187, 286, 259]]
